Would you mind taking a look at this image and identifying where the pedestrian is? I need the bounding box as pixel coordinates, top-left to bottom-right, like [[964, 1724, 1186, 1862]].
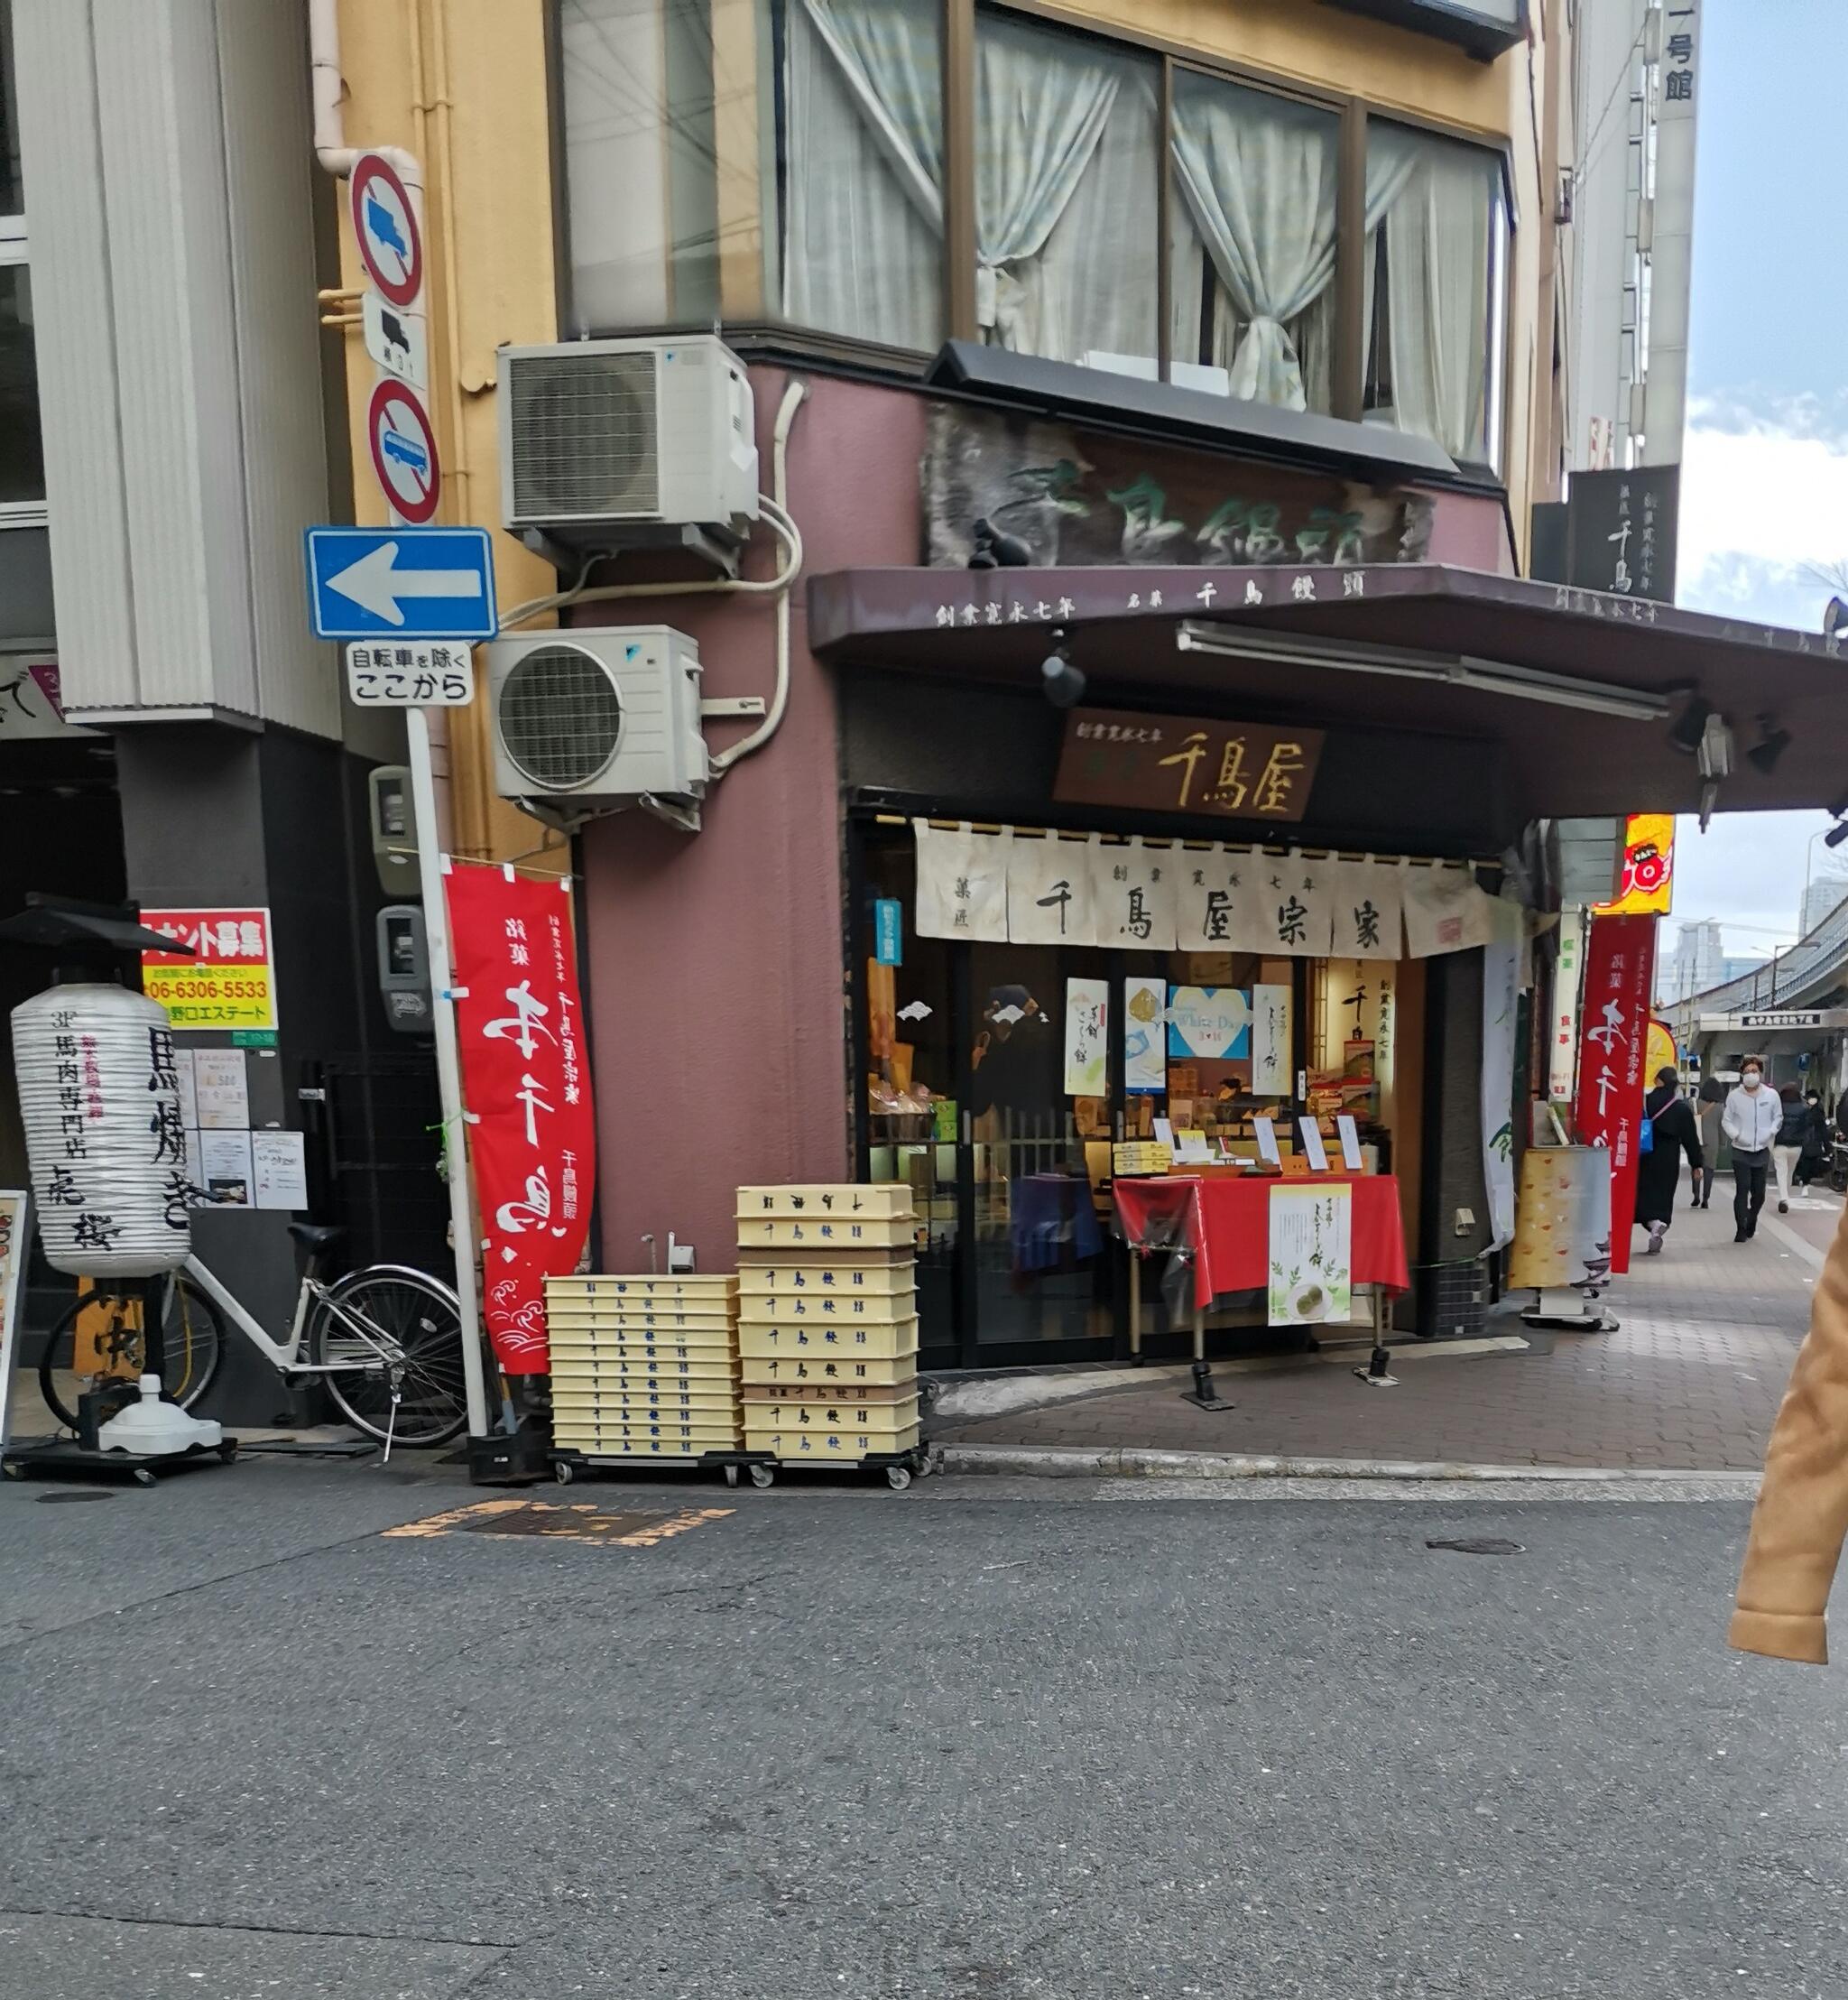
[[1723, 1057, 1780, 1241], [1692, 1072, 1725, 1209], [1774, 1082, 1808, 1214], [1797, 1090, 1829, 1188], [1635, 1068, 1701, 1255]]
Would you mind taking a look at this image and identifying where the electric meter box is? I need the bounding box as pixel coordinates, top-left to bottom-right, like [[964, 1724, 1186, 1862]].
[[376, 905, 433, 1036]]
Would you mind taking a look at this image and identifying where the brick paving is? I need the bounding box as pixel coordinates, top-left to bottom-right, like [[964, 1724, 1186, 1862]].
[[933, 1189, 1843, 1472]]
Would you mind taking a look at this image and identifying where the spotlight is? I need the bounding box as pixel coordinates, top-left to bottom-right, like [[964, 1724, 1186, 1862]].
[[1667, 695, 1710, 755], [1745, 717, 1791, 776], [968, 516, 1034, 569], [1826, 597, 1848, 640], [1040, 629, 1086, 709]]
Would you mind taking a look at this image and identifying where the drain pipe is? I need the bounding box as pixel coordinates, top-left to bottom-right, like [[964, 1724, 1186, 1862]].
[[310, 0, 420, 187]]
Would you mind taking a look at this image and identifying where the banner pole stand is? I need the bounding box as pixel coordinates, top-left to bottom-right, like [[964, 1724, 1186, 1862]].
[[407, 705, 492, 1440]]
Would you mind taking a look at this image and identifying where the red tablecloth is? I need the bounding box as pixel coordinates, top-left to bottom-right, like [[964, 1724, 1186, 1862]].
[[1113, 1175, 1410, 1310]]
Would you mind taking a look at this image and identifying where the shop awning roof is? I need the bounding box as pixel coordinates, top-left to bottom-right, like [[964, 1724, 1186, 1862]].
[[806, 560, 1845, 821]]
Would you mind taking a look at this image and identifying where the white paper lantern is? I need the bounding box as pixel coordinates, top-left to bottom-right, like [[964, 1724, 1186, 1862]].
[[13, 983, 192, 1277]]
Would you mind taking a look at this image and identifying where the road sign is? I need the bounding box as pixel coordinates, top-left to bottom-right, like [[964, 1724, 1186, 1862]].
[[305, 526, 497, 641], [346, 640, 475, 707], [350, 153, 423, 310], [362, 292, 429, 392], [366, 378, 441, 524]]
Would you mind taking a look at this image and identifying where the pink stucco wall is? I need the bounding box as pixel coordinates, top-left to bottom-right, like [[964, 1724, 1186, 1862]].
[[579, 370, 925, 1273], [1427, 487, 1515, 573]]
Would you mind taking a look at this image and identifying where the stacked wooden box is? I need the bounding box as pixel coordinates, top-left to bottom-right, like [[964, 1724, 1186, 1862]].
[[735, 1184, 921, 1465], [545, 1273, 743, 1461]]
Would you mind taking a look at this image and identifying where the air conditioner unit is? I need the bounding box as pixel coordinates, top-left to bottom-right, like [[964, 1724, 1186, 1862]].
[[489, 626, 708, 828], [498, 336, 760, 569]]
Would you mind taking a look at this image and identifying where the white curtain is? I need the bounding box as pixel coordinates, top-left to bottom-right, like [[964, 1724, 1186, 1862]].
[[783, 0, 943, 350], [1370, 124, 1496, 463]]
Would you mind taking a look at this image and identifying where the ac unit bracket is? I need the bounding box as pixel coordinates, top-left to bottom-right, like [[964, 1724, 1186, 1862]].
[[516, 520, 746, 579], [700, 697, 767, 719]]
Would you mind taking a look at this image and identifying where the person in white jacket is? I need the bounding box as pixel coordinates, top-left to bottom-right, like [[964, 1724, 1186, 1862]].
[[1723, 1058, 1782, 1242]]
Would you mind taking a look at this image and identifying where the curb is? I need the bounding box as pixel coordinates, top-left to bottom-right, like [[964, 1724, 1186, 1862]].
[[934, 1442, 1763, 1485]]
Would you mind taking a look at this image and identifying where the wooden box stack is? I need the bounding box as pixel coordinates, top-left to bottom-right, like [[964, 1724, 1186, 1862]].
[[545, 1273, 743, 1461], [735, 1184, 921, 1464]]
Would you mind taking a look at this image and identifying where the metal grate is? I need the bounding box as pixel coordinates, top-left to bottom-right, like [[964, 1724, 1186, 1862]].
[[497, 644, 624, 791], [508, 351, 659, 519]]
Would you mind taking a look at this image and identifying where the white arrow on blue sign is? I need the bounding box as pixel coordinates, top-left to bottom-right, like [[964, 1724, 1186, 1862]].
[[304, 526, 498, 641]]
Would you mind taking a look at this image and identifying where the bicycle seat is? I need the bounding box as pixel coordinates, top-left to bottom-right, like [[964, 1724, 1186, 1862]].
[[287, 1223, 346, 1255]]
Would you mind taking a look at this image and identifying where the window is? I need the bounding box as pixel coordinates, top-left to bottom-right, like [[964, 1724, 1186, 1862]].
[[1363, 121, 1509, 471], [0, 0, 40, 520]]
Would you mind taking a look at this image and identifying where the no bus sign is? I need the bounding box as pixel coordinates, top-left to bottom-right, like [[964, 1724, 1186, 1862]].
[[366, 378, 442, 525]]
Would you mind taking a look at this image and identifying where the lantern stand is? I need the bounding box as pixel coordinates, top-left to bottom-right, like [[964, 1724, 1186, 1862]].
[[0, 896, 238, 1485]]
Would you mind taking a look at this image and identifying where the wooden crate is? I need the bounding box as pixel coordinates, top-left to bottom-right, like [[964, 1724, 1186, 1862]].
[[735, 1290, 916, 1329], [741, 1395, 920, 1437], [737, 1261, 916, 1300], [741, 1378, 915, 1406], [742, 1424, 921, 1462], [738, 1352, 917, 1389], [736, 1316, 919, 1362], [736, 1184, 915, 1221], [735, 1214, 915, 1252], [547, 1274, 736, 1302]]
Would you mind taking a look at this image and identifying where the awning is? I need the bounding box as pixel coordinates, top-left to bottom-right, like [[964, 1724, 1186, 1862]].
[[806, 560, 1844, 821]]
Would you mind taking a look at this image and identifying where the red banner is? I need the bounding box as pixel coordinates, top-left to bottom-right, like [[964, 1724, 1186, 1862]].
[[1574, 913, 1657, 1275], [446, 866, 596, 1374]]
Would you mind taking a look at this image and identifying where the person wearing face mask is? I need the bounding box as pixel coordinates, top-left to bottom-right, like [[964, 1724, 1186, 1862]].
[[1723, 1058, 1781, 1241]]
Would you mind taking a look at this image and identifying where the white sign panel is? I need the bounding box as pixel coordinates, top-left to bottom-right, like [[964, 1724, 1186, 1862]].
[[1268, 1184, 1352, 1327], [1175, 847, 1252, 953], [0, 1190, 30, 1451], [1007, 830, 1094, 946], [193, 1051, 250, 1130], [914, 821, 1009, 942], [346, 641, 474, 707], [1332, 861, 1404, 961], [252, 1131, 310, 1212], [1123, 977, 1166, 1094], [198, 1129, 255, 1207], [1064, 977, 1109, 1097], [362, 292, 430, 391], [1252, 983, 1291, 1095], [1090, 838, 1177, 951]]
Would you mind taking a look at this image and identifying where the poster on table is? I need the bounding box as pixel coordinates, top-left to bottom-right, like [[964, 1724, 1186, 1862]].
[[1123, 977, 1167, 1094], [1268, 1184, 1353, 1326], [1090, 838, 1177, 950], [446, 863, 596, 1374], [1166, 986, 1251, 1060], [1402, 865, 1499, 958], [1063, 977, 1109, 1096], [1332, 860, 1404, 960], [1175, 847, 1252, 952], [1572, 912, 1656, 1275], [1251, 983, 1291, 1094], [913, 820, 1009, 942], [1008, 830, 1095, 945], [1480, 898, 1523, 1249], [139, 906, 279, 1035], [0, 1191, 29, 1452]]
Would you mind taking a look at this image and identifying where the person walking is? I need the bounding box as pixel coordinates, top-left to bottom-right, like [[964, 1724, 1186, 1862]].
[[1774, 1082, 1808, 1213], [1636, 1068, 1701, 1255], [1692, 1072, 1725, 1209], [1797, 1090, 1829, 1189], [1723, 1057, 1780, 1241]]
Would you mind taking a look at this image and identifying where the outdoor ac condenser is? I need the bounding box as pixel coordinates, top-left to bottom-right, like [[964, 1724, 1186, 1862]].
[[488, 626, 708, 824], [498, 336, 759, 565]]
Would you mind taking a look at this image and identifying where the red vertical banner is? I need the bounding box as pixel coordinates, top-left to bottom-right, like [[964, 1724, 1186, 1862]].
[[445, 866, 596, 1374], [1573, 912, 1657, 1275]]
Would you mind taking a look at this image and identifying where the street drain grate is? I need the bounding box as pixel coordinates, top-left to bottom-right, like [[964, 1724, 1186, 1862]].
[[383, 1499, 733, 1547], [453, 1504, 664, 1539], [1426, 1537, 1522, 1556], [35, 1491, 115, 1505]]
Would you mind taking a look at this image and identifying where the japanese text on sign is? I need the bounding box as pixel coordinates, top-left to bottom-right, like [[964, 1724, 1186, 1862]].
[[1054, 706, 1324, 822], [346, 641, 474, 707], [140, 908, 279, 1034]]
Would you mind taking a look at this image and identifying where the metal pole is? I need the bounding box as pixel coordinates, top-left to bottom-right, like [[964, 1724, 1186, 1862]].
[[406, 704, 492, 1439]]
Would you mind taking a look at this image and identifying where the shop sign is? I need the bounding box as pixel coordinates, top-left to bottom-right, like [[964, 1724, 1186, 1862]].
[[1547, 913, 1585, 1103], [1573, 913, 1656, 1275], [1741, 1010, 1825, 1030], [1565, 466, 1678, 605], [0, 656, 96, 741], [445, 866, 595, 1375], [140, 908, 279, 1033], [1054, 707, 1323, 822], [873, 899, 903, 968], [1595, 812, 1675, 916], [925, 406, 1434, 570]]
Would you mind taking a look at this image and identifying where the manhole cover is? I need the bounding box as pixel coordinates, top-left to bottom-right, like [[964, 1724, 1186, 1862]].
[[383, 1499, 732, 1546], [1426, 1536, 1522, 1556], [452, 1504, 665, 1539], [36, 1491, 115, 1505]]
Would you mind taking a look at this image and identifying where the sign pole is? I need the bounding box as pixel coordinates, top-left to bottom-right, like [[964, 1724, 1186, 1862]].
[[406, 705, 491, 1440]]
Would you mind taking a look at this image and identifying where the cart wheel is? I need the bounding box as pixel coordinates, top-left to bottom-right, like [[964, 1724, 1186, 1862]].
[[554, 1461, 576, 1486], [885, 1465, 913, 1491], [724, 1464, 740, 1488], [3, 1460, 22, 1480], [748, 1463, 776, 1489], [219, 1442, 238, 1464], [133, 1468, 157, 1487]]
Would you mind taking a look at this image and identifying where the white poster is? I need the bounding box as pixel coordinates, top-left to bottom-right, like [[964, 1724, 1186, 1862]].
[[1268, 1184, 1352, 1326], [198, 1128, 255, 1207], [172, 1045, 199, 1128], [0, 1190, 28, 1452], [1243, 853, 1335, 958], [1298, 1117, 1330, 1172], [1332, 861, 1404, 961], [1402, 862, 1500, 958], [1481, 897, 1523, 1249], [1167, 986, 1251, 1060], [1064, 977, 1109, 1096], [1007, 830, 1095, 946], [1123, 977, 1167, 1094], [1175, 847, 1252, 953], [1252, 982, 1291, 1095], [1090, 837, 1177, 951], [914, 819, 1010, 942], [1336, 1114, 1364, 1171], [193, 1050, 250, 1130], [252, 1130, 310, 1212]]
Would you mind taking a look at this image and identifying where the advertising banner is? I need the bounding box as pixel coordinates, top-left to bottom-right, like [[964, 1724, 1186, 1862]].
[[140, 908, 279, 1034], [1573, 913, 1657, 1274], [446, 866, 596, 1375]]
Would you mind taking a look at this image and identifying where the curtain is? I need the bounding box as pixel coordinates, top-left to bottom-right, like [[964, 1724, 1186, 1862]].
[[1369, 124, 1496, 463], [783, 0, 943, 349]]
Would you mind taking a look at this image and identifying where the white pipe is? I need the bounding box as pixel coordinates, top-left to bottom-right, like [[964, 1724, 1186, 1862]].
[[309, 0, 420, 188]]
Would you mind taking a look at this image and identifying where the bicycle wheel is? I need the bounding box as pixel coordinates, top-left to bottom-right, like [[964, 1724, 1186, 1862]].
[[309, 1264, 469, 1446], [37, 1273, 226, 1433]]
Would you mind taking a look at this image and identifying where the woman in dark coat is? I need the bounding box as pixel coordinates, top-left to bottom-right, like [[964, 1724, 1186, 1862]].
[[1637, 1066, 1703, 1255]]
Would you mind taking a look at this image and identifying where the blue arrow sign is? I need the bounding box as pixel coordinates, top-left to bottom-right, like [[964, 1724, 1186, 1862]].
[[304, 526, 497, 641]]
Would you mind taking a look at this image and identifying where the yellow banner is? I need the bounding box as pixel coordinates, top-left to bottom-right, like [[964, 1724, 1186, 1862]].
[[141, 962, 278, 1033], [1597, 812, 1675, 916]]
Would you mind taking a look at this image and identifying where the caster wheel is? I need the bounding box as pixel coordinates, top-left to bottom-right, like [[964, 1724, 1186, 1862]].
[[554, 1462, 576, 1486], [134, 1468, 157, 1487], [3, 1461, 22, 1480], [748, 1463, 776, 1489], [885, 1465, 913, 1491], [724, 1465, 740, 1488], [219, 1443, 238, 1464]]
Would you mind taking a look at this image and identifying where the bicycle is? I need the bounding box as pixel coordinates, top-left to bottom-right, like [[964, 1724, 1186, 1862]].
[[38, 1223, 470, 1452]]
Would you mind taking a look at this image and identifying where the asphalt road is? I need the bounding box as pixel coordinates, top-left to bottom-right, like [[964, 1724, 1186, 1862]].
[[0, 1458, 1842, 1999]]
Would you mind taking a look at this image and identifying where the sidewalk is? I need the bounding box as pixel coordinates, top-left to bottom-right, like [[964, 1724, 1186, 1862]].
[[932, 1189, 1839, 1473]]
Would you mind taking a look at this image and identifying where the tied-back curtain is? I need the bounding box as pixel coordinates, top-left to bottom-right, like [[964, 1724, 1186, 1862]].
[[1169, 75, 1339, 411], [784, 0, 944, 349]]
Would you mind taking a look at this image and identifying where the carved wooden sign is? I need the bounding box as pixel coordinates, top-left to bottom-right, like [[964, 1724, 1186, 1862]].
[[1054, 706, 1326, 822]]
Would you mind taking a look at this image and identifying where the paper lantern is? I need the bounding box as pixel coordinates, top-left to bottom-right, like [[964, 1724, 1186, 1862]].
[[12, 984, 192, 1277]]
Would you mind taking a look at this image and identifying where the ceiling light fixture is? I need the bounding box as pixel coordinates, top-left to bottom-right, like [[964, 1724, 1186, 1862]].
[[1745, 716, 1792, 776], [1040, 628, 1086, 709], [1173, 623, 1673, 724], [1667, 695, 1712, 754]]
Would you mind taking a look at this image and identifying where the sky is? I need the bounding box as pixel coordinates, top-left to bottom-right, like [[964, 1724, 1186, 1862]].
[[1662, 0, 1845, 958]]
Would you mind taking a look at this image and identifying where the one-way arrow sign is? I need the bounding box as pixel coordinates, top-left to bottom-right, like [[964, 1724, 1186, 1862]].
[[304, 525, 497, 641]]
